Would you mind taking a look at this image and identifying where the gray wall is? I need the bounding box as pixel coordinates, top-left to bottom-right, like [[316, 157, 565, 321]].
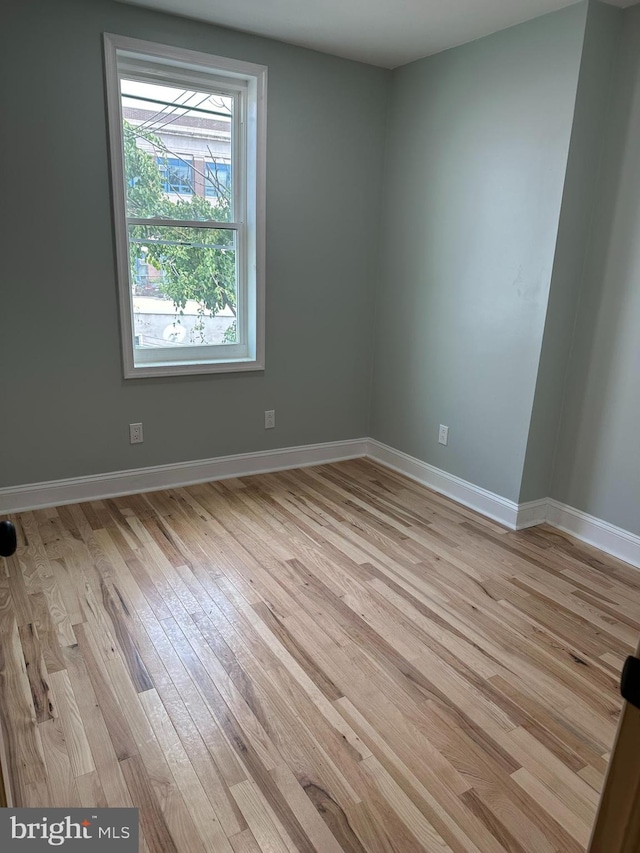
[[520, 0, 622, 502], [369, 4, 587, 502], [551, 3, 640, 534], [0, 0, 389, 487]]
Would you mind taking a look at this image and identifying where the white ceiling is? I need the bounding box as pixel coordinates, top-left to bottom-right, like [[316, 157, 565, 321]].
[[117, 0, 640, 68]]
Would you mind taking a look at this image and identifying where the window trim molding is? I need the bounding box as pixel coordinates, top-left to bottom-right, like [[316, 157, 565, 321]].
[[103, 33, 267, 379]]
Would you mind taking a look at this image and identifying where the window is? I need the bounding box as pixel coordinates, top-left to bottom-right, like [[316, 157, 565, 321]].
[[104, 35, 266, 377], [157, 156, 193, 195], [205, 161, 232, 198]]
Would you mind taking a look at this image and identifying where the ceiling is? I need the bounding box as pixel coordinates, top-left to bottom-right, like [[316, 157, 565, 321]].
[[117, 0, 640, 68]]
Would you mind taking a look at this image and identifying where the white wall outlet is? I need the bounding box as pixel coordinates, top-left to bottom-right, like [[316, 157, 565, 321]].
[[129, 423, 144, 444], [438, 424, 449, 446], [264, 410, 276, 429]]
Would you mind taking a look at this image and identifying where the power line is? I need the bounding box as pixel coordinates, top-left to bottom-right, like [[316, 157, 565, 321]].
[[121, 91, 231, 119], [134, 88, 195, 134], [139, 92, 212, 135]]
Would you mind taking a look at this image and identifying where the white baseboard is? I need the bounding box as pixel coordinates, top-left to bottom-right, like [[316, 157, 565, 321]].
[[546, 499, 640, 569], [0, 438, 368, 514], [2, 436, 638, 570], [515, 499, 549, 530], [366, 439, 520, 529]]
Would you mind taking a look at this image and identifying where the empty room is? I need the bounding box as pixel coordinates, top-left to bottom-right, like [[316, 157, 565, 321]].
[[2, 0, 640, 850]]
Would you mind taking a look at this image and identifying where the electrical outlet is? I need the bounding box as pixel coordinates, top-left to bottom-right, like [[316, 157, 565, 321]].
[[438, 424, 449, 446], [129, 423, 144, 444], [264, 410, 275, 429]]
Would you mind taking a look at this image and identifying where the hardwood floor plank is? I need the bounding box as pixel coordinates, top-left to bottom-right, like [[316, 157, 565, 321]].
[[39, 716, 82, 807], [100, 577, 154, 693], [140, 688, 235, 853], [359, 755, 453, 852], [499, 726, 599, 828], [6, 555, 33, 627], [108, 661, 210, 853], [511, 767, 591, 848], [48, 669, 96, 778], [229, 828, 263, 853], [38, 569, 76, 648], [137, 607, 248, 791], [62, 640, 133, 807], [231, 779, 298, 853], [161, 618, 322, 853], [18, 622, 54, 723], [0, 601, 47, 805], [269, 762, 347, 853], [120, 754, 179, 853], [28, 591, 66, 674], [335, 696, 505, 853], [458, 789, 531, 853], [75, 769, 109, 808], [72, 621, 139, 762], [46, 553, 86, 626]]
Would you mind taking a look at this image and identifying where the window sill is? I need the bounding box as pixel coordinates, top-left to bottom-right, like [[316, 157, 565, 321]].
[[124, 356, 264, 379]]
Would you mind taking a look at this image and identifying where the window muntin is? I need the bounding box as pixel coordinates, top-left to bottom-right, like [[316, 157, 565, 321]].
[[104, 35, 266, 377]]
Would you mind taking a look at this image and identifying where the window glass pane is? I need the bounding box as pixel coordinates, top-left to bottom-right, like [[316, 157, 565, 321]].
[[204, 161, 232, 198], [157, 156, 193, 194], [128, 225, 237, 347], [121, 78, 233, 222]]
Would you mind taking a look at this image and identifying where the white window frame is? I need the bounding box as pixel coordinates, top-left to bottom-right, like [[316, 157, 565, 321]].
[[103, 34, 266, 378]]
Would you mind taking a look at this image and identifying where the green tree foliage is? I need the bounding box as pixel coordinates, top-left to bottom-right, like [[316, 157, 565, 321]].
[[123, 122, 236, 342]]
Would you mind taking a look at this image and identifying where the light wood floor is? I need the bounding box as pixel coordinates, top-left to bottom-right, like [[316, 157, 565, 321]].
[[1, 460, 638, 852]]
